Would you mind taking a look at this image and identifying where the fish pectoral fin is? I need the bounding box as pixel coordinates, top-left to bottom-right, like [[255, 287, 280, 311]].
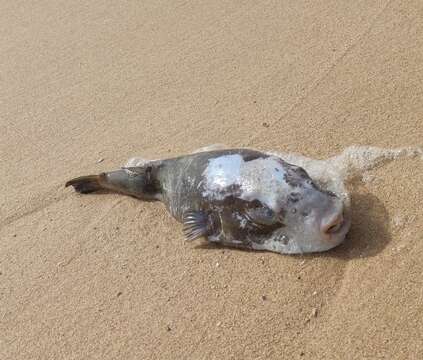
[[182, 211, 209, 241]]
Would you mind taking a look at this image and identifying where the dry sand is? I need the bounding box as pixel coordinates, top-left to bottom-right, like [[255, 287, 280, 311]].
[[1, 1, 422, 359]]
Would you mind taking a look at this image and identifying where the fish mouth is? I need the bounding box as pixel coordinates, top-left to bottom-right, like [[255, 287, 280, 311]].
[[326, 219, 344, 234], [325, 213, 351, 239], [322, 210, 347, 234]]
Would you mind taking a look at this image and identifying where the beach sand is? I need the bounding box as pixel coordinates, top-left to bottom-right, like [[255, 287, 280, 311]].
[[1, 1, 422, 359]]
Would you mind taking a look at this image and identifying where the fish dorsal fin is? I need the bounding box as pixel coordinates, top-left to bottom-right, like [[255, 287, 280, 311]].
[[182, 211, 209, 241]]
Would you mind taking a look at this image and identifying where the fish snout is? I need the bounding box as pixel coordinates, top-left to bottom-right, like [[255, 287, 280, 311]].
[[321, 210, 345, 235]]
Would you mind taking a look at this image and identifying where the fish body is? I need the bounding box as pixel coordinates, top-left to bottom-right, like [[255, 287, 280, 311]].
[[66, 148, 350, 254]]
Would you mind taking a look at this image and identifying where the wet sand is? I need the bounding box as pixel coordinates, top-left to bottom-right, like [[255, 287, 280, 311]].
[[1, 1, 422, 359]]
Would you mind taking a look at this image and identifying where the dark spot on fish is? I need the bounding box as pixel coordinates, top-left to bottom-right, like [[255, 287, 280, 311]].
[[280, 206, 287, 218], [204, 149, 270, 164], [305, 179, 319, 190], [241, 152, 270, 162], [135, 164, 162, 195], [286, 164, 308, 178], [322, 189, 338, 198], [284, 173, 301, 187], [283, 165, 310, 187], [218, 183, 243, 198], [288, 192, 302, 203], [245, 199, 263, 208]]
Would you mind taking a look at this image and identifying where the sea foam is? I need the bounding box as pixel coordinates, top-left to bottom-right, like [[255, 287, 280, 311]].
[[269, 145, 423, 217]]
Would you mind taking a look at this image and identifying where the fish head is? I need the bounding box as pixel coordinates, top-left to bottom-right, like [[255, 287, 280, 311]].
[[241, 161, 351, 254]]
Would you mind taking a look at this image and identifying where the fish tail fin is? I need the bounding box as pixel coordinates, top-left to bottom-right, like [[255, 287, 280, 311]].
[[66, 169, 160, 200], [65, 174, 104, 194]]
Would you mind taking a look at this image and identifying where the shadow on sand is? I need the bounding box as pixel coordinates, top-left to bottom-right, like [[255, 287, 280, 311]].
[[324, 191, 391, 260]]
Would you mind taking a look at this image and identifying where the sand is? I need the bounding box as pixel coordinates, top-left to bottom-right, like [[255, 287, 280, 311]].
[[1, 1, 422, 359]]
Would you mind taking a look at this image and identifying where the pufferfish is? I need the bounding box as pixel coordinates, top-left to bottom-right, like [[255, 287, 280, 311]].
[[65, 148, 351, 254]]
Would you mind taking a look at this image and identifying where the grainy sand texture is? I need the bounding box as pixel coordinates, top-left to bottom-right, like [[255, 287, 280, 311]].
[[1, 1, 422, 359]]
